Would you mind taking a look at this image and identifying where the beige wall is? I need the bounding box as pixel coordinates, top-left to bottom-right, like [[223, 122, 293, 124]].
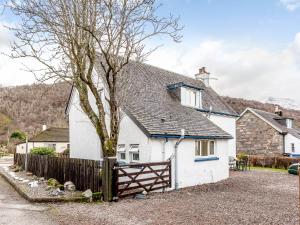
[[16, 142, 69, 154]]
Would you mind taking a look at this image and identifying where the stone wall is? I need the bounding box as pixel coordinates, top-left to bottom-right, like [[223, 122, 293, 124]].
[[237, 111, 283, 155]]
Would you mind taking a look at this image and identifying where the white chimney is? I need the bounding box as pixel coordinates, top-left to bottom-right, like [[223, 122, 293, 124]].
[[195, 67, 210, 86], [42, 124, 47, 131]]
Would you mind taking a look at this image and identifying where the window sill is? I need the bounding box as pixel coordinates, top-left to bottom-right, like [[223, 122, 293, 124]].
[[181, 104, 201, 110], [194, 157, 219, 162]]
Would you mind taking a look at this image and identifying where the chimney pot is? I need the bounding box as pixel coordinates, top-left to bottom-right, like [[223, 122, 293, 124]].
[[195, 67, 210, 86], [274, 106, 283, 117]]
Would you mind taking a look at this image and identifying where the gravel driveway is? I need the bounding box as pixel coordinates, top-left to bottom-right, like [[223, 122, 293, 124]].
[[52, 170, 299, 225]]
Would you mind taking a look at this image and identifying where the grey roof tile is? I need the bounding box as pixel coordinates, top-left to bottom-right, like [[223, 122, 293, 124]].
[[29, 128, 69, 142], [251, 108, 300, 139]]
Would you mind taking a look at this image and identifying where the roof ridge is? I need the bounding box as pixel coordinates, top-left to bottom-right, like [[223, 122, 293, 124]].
[[250, 107, 278, 116]]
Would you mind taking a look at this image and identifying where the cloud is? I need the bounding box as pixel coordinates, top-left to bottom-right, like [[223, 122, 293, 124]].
[[0, 22, 36, 86], [147, 33, 300, 103], [280, 0, 300, 11]]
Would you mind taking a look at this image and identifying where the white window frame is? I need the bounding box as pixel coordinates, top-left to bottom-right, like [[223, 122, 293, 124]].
[[181, 87, 201, 108], [195, 140, 216, 157], [287, 119, 293, 128], [47, 143, 56, 150], [117, 144, 126, 161], [291, 143, 295, 153], [129, 144, 140, 162]]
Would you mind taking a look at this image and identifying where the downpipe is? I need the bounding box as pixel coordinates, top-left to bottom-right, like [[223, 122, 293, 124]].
[[174, 129, 185, 190], [162, 138, 168, 161]]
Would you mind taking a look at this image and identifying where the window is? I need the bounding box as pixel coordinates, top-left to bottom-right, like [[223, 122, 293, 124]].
[[195, 140, 215, 157], [287, 119, 293, 128], [291, 143, 295, 153], [210, 141, 215, 155], [117, 144, 126, 160], [129, 144, 140, 162], [47, 143, 56, 150], [181, 87, 201, 108]]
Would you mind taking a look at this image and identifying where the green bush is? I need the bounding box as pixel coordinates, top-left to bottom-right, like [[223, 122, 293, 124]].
[[30, 147, 55, 156], [92, 192, 103, 201], [47, 178, 61, 187], [63, 148, 70, 155], [237, 152, 248, 161]]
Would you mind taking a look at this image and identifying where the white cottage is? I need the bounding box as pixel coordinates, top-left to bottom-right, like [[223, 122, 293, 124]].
[[66, 61, 238, 189], [16, 127, 69, 154]]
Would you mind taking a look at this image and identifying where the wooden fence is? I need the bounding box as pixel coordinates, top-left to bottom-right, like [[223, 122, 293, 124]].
[[14, 153, 102, 192], [114, 160, 171, 198]]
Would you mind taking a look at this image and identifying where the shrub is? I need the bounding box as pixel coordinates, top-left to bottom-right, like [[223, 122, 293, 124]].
[[249, 155, 300, 169], [47, 178, 60, 187], [31, 147, 55, 156], [237, 152, 248, 161], [63, 148, 70, 155], [92, 192, 103, 201]]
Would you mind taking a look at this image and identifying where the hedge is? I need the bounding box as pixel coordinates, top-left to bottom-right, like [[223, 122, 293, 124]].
[[30, 147, 56, 156], [249, 155, 300, 169]]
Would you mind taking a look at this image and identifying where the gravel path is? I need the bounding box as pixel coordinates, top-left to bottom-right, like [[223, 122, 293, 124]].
[[52, 170, 299, 225]]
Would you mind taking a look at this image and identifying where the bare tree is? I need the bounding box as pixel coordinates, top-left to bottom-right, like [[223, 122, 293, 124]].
[[5, 0, 182, 157]]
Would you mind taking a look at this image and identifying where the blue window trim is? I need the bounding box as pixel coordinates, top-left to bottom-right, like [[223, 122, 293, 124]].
[[150, 134, 232, 140], [194, 156, 219, 162], [167, 82, 204, 91]]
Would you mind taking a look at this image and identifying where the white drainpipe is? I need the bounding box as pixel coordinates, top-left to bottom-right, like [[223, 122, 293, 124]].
[[162, 138, 168, 161], [174, 129, 185, 190]]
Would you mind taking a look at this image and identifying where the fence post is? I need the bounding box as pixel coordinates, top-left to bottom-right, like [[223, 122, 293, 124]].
[[112, 161, 119, 202], [102, 157, 117, 202]]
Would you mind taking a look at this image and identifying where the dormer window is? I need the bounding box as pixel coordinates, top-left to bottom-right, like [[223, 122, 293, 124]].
[[181, 87, 201, 108], [287, 119, 293, 128]]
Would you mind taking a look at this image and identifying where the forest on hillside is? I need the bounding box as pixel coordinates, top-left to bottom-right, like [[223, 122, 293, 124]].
[[0, 82, 70, 145], [223, 96, 300, 127], [0, 82, 300, 145]]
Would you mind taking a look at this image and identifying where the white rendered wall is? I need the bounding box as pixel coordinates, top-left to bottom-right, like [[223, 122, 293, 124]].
[[16, 142, 68, 154], [118, 115, 151, 163], [150, 138, 229, 189], [208, 114, 236, 157], [69, 90, 102, 160], [285, 134, 300, 155]]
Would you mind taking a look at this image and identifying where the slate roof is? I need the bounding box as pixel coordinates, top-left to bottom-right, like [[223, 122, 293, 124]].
[[93, 60, 237, 139], [29, 128, 69, 142], [249, 108, 300, 139]]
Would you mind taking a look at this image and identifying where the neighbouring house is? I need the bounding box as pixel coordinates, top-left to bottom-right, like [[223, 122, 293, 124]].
[[66, 61, 238, 189], [16, 126, 69, 154], [237, 107, 300, 156]]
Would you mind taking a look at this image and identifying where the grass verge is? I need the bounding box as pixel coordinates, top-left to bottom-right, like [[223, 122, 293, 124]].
[[250, 166, 287, 173]]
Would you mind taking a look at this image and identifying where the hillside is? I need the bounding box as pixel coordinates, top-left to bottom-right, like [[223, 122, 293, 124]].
[[0, 82, 70, 145], [1, 81, 300, 145], [223, 96, 300, 127]]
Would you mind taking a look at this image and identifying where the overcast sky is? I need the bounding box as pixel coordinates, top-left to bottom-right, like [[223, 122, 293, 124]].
[[1, 0, 300, 103]]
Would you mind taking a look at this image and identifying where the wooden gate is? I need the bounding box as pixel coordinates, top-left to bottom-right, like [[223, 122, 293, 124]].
[[113, 161, 171, 198]]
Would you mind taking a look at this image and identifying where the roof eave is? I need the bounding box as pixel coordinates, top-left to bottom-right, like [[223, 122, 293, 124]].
[[197, 108, 239, 118], [150, 134, 233, 140]]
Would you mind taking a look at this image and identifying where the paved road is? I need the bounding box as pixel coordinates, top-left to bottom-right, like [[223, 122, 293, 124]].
[[0, 156, 59, 225]]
